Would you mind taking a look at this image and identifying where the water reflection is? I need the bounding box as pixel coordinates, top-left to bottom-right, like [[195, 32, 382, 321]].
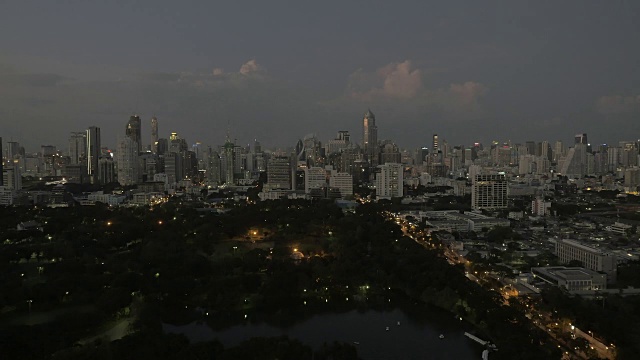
[[165, 308, 482, 360]]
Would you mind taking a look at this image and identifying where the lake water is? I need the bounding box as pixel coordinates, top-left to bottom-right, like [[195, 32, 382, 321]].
[[164, 308, 484, 360]]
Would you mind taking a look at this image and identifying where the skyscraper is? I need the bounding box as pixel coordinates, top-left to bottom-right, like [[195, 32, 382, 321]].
[[116, 136, 139, 186], [126, 115, 142, 154], [68, 132, 86, 165], [223, 137, 235, 185], [151, 116, 158, 154], [432, 134, 439, 153], [362, 109, 378, 166], [575, 133, 588, 145], [0, 137, 3, 186], [86, 126, 101, 184]]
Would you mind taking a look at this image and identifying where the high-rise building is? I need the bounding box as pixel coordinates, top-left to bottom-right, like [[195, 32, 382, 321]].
[[157, 138, 168, 155], [98, 157, 115, 184], [525, 141, 537, 156], [116, 136, 139, 186], [86, 126, 101, 184], [2, 163, 21, 190], [304, 167, 327, 193], [553, 140, 565, 163], [267, 155, 293, 190], [375, 163, 403, 199], [559, 143, 588, 178], [68, 132, 86, 165], [0, 137, 3, 187], [432, 134, 439, 153], [126, 115, 142, 154], [362, 109, 378, 167], [223, 138, 235, 185], [575, 133, 588, 145], [329, 170, 353, 198], [151, 116, 158, 154], [6, 141, 21, 160], [471, 174, 508, 210]]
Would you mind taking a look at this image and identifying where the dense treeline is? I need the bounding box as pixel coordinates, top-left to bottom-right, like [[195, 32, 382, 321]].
[[0, 201, 559, 359], [541, 287, 640, 359]]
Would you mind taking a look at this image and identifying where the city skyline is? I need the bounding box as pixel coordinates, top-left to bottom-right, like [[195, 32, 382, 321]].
[[2, 1, 640, 150], [0, 110, 635, 155]]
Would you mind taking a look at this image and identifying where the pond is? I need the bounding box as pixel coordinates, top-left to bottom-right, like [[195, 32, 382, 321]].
[[164, 308, 484, 360]]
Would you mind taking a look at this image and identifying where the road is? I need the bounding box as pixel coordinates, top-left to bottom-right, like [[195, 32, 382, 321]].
[[391, 213, 615, 360]]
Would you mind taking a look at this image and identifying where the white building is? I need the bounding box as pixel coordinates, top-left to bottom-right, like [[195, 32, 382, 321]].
[[555, 239, 617, 283], [2, 165, 22, 190], [531, 196, 551, 216], [532, 267, 606, 292], [329, 171, 353, 198], [304, 166, 327, 193], [375, 163, 403, 199]]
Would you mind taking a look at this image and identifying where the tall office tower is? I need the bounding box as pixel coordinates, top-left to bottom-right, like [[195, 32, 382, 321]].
[[169, 132, 187, 153], [253, 139, 262, 154], [205, 147, 221, 184], [326, 131, 351, 155], [157, 138, 168, 155], [6, 141, 21, 160], [379, 141, 401, 164], [267, 155, 293, 190], [126, 115, 142, 154], [116, 136, 139, 186], [560, 143, 588, 178], [233, 144, 244, 176], [68, 132, 86, 164], [2, 165, 22, 190], [575, 133, 588, 145], [98, 157, 116, 184], [540, 140, 552, 161], [0, 137, 3, 186], [86, 126, 101, 184], [525, 141, 536, 155], [375, 163, 403, 199], [432, 134, 439, 153], [471, 174, 508, 210], [362, 109, 378, 166], [415, 147, 429, 165], [553, 141, 565, 162], [223, 137, 235, 185], [150, 116, 158, 154]]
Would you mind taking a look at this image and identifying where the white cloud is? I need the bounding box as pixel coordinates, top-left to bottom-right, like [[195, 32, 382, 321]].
[[347, 60, 423, 99], [239, 59, 264, 75], [343, 61, 488, 118]]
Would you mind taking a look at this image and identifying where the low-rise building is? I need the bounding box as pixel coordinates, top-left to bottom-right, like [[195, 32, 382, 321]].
[[531, 266, 606, 292]]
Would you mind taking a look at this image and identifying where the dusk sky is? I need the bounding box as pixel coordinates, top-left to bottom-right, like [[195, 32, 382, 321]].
[[1, 0, 640, 151]]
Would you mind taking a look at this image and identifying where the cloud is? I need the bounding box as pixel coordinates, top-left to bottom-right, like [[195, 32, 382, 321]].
[[239, 59, 264, 75], [347, 60, 423, 99], [342, 61, 488, 119], [443, 81, 488, 112], [596, 94, 640, 115], [0, 73, 68, 87]]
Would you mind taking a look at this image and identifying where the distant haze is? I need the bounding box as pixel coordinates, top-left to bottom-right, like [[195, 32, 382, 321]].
[[1, 1, 639, 151]]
